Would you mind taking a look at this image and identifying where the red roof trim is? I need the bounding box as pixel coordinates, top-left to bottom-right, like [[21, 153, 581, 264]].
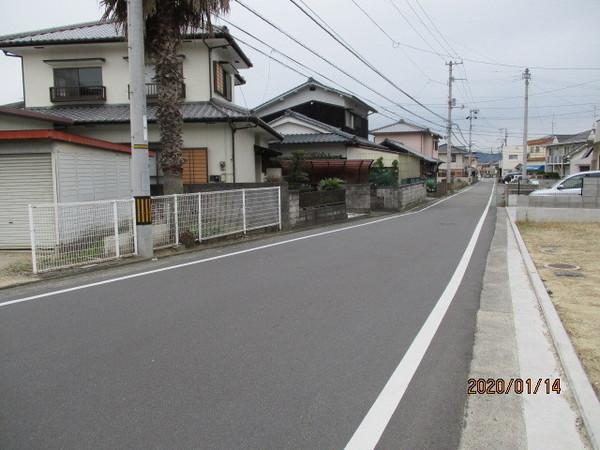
[[0, 129, 155, 156]]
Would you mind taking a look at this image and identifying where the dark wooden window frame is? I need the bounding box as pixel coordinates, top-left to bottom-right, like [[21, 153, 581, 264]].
[[213, 62, 232, 101]]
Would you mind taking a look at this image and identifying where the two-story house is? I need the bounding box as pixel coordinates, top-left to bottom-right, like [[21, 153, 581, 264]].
[[0, 21, 281, 188], [438, 144, 468, 179], [255, 78, 427, 182], [370, 119, 441, 178], [545, 129, 593, 177], [0, 21, 281, 248]]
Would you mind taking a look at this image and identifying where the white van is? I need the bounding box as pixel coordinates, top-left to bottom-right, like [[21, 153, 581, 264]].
[[529, 171, 600, 196]]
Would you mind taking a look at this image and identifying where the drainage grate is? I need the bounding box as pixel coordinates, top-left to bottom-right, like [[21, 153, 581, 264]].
[[545, 263, 580, 271]]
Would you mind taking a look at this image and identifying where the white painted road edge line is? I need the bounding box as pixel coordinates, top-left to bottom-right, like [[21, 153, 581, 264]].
[[344, 182, 495, 450], [507, 212, 600, 450], [0, 185, 477, 308]]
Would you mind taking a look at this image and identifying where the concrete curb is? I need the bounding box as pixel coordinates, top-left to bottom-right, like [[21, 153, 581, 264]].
[[507, 211, 600, 450]]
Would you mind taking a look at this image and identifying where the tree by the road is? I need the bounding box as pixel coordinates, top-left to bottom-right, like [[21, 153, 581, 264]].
[[101, 0, 231, 194]]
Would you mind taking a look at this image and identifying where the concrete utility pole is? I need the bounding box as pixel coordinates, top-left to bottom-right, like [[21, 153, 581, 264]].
[[467, 108, 479, 180], [522, 68, 531, 179], [127, 0, 153, 257], [445, 60, 462, 185]]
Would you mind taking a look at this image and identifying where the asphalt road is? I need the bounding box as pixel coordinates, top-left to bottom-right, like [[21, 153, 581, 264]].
[[0, 181, 496, 449]]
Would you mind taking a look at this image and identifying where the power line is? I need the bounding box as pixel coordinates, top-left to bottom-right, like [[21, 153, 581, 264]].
[[232, 0, 447, 128], [348, 0, 439, 83], [286, 0, 449, 123]]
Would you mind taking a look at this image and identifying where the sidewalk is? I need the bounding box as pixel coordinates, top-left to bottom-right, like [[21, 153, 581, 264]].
[[459, 208, 590, 449]]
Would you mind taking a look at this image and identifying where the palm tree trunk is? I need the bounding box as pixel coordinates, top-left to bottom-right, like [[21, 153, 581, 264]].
[[152, 1, 184, 195]]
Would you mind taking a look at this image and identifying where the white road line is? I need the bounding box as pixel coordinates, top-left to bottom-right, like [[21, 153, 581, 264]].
[[344, 182, 495, 450], [0, 184, 479, 309]]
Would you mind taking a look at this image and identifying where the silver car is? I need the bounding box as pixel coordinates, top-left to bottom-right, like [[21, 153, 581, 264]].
[[529, 171, 600, 196]]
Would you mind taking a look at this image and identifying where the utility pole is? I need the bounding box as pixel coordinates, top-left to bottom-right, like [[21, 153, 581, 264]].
[[127, 0, 153, 257], [467, 108, 479, 181], [445, 60, 462, 186], [522, 68, 531, 179]]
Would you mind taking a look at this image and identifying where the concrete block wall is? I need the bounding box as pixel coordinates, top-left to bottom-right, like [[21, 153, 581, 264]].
[[373, 182, 426, 211], [345, 184, 371, 213], [288, 191, 300, 227]]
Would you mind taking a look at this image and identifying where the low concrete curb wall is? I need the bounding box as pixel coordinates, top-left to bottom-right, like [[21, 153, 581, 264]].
[[372, 182, 426, 211], [507, 211, 600, 450], [516, 207, 600, 222]]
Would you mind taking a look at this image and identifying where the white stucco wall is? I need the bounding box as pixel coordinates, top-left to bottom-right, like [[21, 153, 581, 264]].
[[18, 41, 213, 107], [67, 122, 261, 183], [347, 146, 398, 166]]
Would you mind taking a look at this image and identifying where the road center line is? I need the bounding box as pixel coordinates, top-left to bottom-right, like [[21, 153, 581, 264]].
[[0, 184, 480, 308], [344, 182, 495, 450]]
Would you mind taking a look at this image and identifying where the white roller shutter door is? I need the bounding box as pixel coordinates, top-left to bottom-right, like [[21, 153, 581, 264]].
[[0, 154, 53, 248]]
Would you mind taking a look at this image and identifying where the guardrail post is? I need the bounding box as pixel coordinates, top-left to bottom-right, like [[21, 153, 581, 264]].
[[278, 186, 282, 230], [197, 193, 203, 242], [113, 200, 120, 258], [173, 195, 179, 246], [242, 189, 247, 234], [28, 204, 38, 274]]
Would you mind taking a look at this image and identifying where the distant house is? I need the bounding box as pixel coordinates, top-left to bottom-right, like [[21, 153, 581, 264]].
[[501, 146, 524, 176], [438, 144, 469, 179], [473, 151, 501, 177], [255, 77, 374, 139], [593, 120, 600, 171], [370, 119, 441, 160], [545, 129, 593, 177], [258, 79, 425, 183], [0, 20, 281, 194], [526, 136, 555, 172]]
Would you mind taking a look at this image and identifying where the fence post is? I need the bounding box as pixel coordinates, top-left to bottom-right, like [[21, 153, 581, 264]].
[[28, 204, 38, 275], [197, 193, 202, 242], [242, 189, 247, 234], [278, 186, 282, 230], [132, 199, 139, 256], [113, 200, 120, 258], [173, 195, 179, 246]]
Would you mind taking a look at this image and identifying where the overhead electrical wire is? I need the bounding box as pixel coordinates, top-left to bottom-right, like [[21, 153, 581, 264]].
[[285, 0, 449, 123], [232, 0, 448, 128]]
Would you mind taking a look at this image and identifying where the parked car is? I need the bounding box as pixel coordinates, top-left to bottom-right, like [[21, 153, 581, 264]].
[[501, 172, 520, 183], [529, 170, 600, 196]]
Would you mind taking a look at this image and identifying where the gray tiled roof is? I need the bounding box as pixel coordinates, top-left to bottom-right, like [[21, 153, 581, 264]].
[[438, 143, 467, 154], [380, 139, 439, 163], [254, 77, 377, 114], [274, 110, 387, 149], [20, 100, 280, 138], [0, 21, 252, 67], [281, 133, 352, 145], [0, 21, 219, 46]]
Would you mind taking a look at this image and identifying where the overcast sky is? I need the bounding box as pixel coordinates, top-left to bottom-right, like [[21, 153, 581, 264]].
[[1, 0, 599, 151]]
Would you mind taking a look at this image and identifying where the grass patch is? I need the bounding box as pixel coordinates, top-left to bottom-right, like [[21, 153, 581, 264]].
[[518, 221, 600, 396]]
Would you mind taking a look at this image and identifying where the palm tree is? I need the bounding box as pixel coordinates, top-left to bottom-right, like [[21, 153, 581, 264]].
[[101, 0, 231, 194]]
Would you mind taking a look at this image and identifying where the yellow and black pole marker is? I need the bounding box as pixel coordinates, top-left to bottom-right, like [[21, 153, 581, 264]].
[[134, 196, 152, 225]]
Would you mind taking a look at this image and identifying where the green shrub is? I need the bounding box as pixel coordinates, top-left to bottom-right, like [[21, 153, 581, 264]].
[[180, 230, 196, 249], [369, 157, 399, 187], [319, 177, 345, 190]]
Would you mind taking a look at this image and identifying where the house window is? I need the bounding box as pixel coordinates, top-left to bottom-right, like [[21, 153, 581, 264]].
[[181, 148, 208, 184], [213, 62, 232, 101], [51, 67, 104, 101], [451, 154, 457, 162], [345, 110, 355, 129], [509, 154, 518, 160]]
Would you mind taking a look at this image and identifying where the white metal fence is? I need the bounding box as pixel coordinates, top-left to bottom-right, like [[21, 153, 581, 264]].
[[152, 187, 281, 248], [29, 199, 136, 273], [29, 187, 281, 273]]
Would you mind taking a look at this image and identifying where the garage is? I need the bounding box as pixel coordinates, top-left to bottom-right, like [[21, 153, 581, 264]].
[[0, 153, 54, 248], [0, 130, 134, 249]]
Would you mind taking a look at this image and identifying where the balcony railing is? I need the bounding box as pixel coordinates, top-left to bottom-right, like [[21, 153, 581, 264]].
[[128, 82, 186, 100], [50, 86, 106, 103]]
